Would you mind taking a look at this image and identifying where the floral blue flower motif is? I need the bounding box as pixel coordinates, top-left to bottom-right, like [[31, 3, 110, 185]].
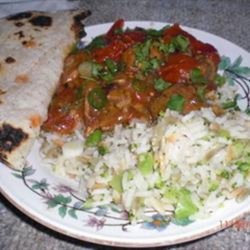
[[29, 178, 49, 191], [95, 206, 108, 216], [53, 184, 76, 193], [86, 215, 106, 230], [142, 214, 170, 231]]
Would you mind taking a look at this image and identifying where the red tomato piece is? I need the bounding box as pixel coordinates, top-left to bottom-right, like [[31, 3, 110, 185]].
[[93, 39, 128, 63], [93, 31, 146, 63], [158, 54, 199, 83], [106, 19, 124, 40], [163, 24, 220, 66]]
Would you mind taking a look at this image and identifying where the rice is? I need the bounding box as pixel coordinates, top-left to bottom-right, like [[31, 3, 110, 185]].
[[39, 105, 250, 222]]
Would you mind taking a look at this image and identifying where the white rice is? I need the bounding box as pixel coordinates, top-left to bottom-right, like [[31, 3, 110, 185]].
[[40, 105, 250, 221]]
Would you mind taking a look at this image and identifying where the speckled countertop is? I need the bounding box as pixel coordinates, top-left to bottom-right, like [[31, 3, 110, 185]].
[[0, 0, 250, 249]]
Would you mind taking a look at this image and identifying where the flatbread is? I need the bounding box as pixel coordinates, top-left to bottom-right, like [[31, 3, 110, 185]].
[[0, 9, 91, 169]]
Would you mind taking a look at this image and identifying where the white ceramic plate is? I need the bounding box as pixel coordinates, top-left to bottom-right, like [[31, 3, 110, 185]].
[[0, 21, 250, 248]]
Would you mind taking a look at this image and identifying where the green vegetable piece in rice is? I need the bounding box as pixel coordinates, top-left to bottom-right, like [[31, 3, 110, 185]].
[[98, 145, 108, 155], [138, 152, 154, 176], [110, 173, 123, 193], [217, 129, 230, 139], [232, 140, 250, 159], [164, 187, 179, 203], [174, 188, 198, 220], [219, 170, 231, 179], [85, 129, 103, 147], [237, 162, 250, 173], [209, 181, 219, 192]]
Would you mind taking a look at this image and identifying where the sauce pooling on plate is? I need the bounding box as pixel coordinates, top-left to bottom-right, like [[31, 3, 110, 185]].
[[42, 20, 221, 135]]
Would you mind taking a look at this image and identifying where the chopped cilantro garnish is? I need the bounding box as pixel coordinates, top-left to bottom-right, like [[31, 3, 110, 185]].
[[135, 39, 152, 61], [154, 78, 171, 92], [191, 68, 207, 84], [146, 25, 170, 38], [159, 42, 175, 54], [197, 86, 206, 101], [215, 74, 226, 86], [98, 145, 108, 155], [146, 28, 163, 37], [237, 162, 250, 172], [91, 60, 118, 82], [100, 72, 114, 81], [132, 79, 146, 92], [85, 35, 106, 51], [172, 35, 190, 52], [219, 170, 230, 179], [167, 94, 185, 112], [134, 39, 163, 73], [114, 28, 123, 35], [209, 181, 219, 192], [159, 35, 189, 54], [150, 58, 161, 69]]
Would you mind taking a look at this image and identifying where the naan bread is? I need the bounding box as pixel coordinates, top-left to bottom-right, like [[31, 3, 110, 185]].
[[0, 9, 91, 169]]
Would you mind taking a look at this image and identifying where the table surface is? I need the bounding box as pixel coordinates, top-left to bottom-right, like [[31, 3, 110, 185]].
[[0, 0, 250, 249]]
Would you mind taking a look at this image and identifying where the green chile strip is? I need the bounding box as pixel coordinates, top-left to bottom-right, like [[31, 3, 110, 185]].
[[87, 88, 107, 110]]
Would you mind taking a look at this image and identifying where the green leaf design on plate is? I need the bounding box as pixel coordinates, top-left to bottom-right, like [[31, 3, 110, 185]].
[[12, 173, 22, 179], [219, 56, 250, 77], [58, 205, 67, 218], [219, 55, 250, 113], [47, 194, 72, 208], [31, 178, 49, 190], [68, 208, 78, 219], [23, 167, 36, 177], [172, 217, 193, 226]]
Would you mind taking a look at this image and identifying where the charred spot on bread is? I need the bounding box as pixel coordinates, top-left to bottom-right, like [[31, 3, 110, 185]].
[[72, 10, 91, 38], [22, 40, 36, 48], [0, 89, 5, 104], [5, 57, 16, 64], [15, 22, 24, 27], [7, 12, 33, 21], [29, 15, 52, 27], [0, 89, 6, 95], [14, 31, 25, 39], [0, 124, 28, 153]]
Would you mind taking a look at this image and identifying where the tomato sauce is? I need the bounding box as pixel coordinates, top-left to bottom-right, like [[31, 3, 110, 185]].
[[42, 21, 221, 135]]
